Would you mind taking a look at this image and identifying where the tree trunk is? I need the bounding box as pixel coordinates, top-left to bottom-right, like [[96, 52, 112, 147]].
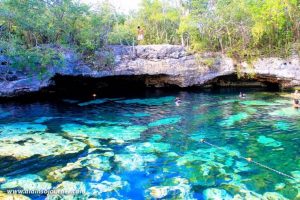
[[219, 38, 223, 53]]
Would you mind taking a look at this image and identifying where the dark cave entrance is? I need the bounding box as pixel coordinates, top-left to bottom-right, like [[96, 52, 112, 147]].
[[47, 74, 181, 99], [204, 74, 281, 91], [48, 73, 281, 98], [2, 73, 283, 102]]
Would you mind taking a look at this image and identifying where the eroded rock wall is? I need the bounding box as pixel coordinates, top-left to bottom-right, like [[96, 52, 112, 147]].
[[0, 45, 299, 97]]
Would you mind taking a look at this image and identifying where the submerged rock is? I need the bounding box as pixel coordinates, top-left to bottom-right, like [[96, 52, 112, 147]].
[[149, 134, 163, 141], [190, 132, 205, 141], [275, 183, 286, 191], [0, 191, 30, 200], [291, 171, 300, 179], [219, 113, 249, 127], [176, 147, 251, 188], [263, 192, 288, 200], [240, 100, 279, 106], [48, 162, 83, 182], [1, 174, 52, 191], [148, 177, 195, 200], [89, 169, 104, 182], [274, 121, 289, 131], [109, 139, 125, 144], [48, 153, 111, 181], [244, 107, 257, 114], [56, 181, 86, 192], [0, 122, 47, 138], [103, 151, 114, 157], [0, 177, 6, 183], [116, 96, 175, 106], [220, 99, 239, 104], [82, 119, 132, 126], [126, 142, 171, 154], [269, 107, 300, 117], [203, 188, 232, 200], [83, 154, 111, 171], [176, 147, 234, 166], [89, 174, 128, 197], [274, 99, 292, 105], [234, 161, 251, 173], [62, 123, 147, 141], [123, 112, 151, 117], [257, 136, 282, 147], [148, 116, 181, 127], [0, 133, 86, 160], [114, 153, 157, 171], [149, 186, 168, 199], [34, 117, 55, 123], [167, 152, 179, 157], [46, 181, 87, 200], [289, 171, 300, 195], [232, 188, 264, 200]]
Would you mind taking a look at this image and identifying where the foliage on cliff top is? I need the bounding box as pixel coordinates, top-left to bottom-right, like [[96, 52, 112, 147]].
[[1, 0, 300, 71], [0, 0, 122, 70], [109, 0, 300, 59]]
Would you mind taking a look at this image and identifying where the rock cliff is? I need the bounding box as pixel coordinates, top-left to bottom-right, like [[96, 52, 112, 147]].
[[0, 45, 300, 97]]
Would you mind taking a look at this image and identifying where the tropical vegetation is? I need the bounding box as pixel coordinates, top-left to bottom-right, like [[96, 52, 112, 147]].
[[0, 0, 300, 70]]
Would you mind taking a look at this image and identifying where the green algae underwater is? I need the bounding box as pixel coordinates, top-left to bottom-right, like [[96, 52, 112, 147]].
[[0, 90, 299, 200]]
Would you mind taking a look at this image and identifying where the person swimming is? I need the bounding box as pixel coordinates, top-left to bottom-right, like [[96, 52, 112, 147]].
[[292, 90, 300, 108], [239, 92, 246, 99], [175, 97, 181, 106]]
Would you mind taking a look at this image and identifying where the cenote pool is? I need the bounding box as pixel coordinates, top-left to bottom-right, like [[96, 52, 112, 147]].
[[0, 90, 299, 199]]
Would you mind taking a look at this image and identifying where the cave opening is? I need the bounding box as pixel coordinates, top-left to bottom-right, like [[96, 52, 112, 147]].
[[205, 74, 281, 91], [47, 74, 281, 98], [2, 73, 282, 102], [47, 74, 181, 99]]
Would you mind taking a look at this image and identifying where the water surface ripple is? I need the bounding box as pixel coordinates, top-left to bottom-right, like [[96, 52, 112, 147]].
[[0, 90, 299, 199]]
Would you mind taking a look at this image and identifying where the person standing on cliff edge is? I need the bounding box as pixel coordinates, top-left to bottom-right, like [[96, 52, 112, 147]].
[[137, 26, 144, 44]]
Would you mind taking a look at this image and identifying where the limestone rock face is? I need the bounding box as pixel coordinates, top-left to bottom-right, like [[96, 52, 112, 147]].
[[110, 45, 236, 87], [241, 56, 300, 88], [0, 45, 300, 97]]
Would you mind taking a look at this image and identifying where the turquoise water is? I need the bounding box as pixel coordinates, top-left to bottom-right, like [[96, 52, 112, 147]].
[[0, 90, 299, 199]]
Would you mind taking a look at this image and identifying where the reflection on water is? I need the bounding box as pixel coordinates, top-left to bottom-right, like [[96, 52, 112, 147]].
[[0, 90, 299, 199]]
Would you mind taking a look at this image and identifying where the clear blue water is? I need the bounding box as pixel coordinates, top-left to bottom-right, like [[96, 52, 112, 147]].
[[0, 90, 299, 199]]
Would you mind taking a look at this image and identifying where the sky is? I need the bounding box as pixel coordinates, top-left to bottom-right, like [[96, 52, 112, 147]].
[[80, 0, 142, 14]]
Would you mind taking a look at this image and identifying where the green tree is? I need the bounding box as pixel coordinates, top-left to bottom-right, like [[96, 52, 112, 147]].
[[136, 0, 181, 44]]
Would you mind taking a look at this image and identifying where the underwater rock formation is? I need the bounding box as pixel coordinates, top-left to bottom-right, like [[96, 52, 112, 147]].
[[1, 174, 52, 191], [0, 131, 86, 160], [1, 45, 300, 97], [148, 116, 181, 127], [203, 188, 233, 200], [0, 191, 30, 200], [148, 177, 194, 199], [61, 123, 148, 141], [114, 153, 157, 171], [117, 96, 175, 106], [257, 136, 282, 147], [47, 153, 111, 182]]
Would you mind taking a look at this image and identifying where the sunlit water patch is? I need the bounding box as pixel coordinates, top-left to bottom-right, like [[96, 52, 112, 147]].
[[0, 91, 299, 199]]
